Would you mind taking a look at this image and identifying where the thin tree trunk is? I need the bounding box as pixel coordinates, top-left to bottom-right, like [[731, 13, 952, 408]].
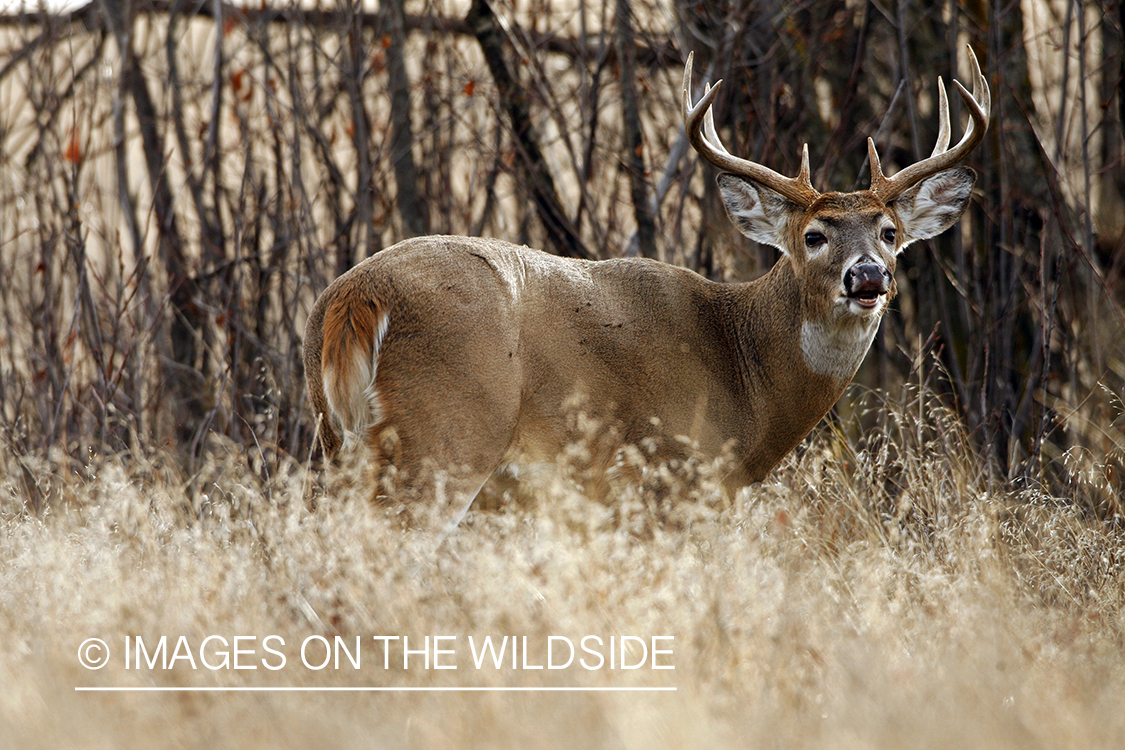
[[98, 0, 205, 444], [616, 0, 655, 259], [466, 0, 592, 259], [385, 0, 429, 238]]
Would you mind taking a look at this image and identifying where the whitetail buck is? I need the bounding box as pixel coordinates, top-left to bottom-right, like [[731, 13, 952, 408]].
[[304, 47, 990, 526]]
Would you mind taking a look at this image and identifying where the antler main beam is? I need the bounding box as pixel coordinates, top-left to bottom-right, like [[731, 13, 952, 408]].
[[868, 45, 991, 202], [682, 52, 821, 208]]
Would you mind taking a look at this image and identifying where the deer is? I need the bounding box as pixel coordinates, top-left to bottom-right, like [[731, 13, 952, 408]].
[[303, 47, 990, 530]]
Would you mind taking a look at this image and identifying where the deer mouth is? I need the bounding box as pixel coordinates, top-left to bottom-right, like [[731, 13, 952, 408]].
[[848, 284, 883, 309], [844, 262, 891, 311]]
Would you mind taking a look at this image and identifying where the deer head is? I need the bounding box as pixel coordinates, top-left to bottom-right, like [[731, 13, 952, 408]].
[[682, 47, 989, 376]]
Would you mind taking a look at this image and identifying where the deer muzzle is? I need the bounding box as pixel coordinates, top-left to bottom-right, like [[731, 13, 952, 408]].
[[845, 261, 892, 310]]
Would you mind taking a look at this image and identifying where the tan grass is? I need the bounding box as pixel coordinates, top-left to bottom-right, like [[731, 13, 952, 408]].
[[1, 387, 1123, 749]]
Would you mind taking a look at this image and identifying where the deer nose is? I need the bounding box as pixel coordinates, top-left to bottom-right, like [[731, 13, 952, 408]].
[[845, 261, 891, 299]]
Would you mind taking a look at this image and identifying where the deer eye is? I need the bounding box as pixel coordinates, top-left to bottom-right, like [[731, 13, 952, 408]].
[[804, 232, 826, 249], [881, 227, 897, 244]]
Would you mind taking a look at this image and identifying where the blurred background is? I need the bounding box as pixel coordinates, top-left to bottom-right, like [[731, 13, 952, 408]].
[[0, 0, 1121, 516]]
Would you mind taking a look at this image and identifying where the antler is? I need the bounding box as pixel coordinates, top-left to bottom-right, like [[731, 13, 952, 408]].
[[868, 45, 991, 202], [682, 52, 820, 208]]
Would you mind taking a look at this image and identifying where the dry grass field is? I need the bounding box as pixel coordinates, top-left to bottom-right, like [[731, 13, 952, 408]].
[[2, 385, 1123, 749], [0, 1, 1123, 747]]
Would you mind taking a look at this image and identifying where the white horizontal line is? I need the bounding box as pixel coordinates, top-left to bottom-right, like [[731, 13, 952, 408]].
[[76, 686, 676, 693]]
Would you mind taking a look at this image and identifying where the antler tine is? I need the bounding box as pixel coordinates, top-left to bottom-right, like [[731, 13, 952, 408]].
[[682, 52, 819, 207], [797, 143, 812, 184], [681, 51, 700, 128], [701, 85, 729, 156], [968, 42, 991, 115], [931, 78, 951, 157], [869, 45, 991, 203]]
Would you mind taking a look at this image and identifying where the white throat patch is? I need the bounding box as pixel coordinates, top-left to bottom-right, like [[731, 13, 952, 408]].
[[800, 318, 880, 382]]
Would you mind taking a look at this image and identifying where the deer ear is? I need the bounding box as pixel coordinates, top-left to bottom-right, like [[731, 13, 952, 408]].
[[717, 173, 795, 253], [892, 167, 976, 251]]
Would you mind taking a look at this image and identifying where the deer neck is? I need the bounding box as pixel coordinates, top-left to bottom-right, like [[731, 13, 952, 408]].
[[732, 258, 876, 398]]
